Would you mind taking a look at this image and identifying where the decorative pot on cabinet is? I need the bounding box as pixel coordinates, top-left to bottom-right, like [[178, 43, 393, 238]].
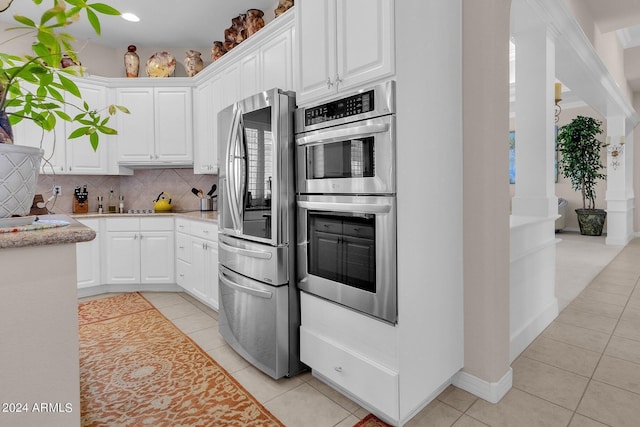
[[145, 51, 176, 78], [183, 50, 204, 77], [124, 45, 140, 77]]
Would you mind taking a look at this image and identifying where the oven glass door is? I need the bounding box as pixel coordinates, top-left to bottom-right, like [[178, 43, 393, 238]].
[[297, 194, 397, 324], [296, 115, 395, 195], [308, 212, 376, 293]]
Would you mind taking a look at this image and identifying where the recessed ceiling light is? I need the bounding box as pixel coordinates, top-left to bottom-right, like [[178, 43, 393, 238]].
[[121, 12, 140, 23]]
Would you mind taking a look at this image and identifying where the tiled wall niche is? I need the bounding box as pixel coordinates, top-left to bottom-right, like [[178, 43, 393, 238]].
[[36, 169, 218, 215]]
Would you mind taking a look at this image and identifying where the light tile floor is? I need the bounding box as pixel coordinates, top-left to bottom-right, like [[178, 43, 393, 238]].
[[81, 232, 640, 426]]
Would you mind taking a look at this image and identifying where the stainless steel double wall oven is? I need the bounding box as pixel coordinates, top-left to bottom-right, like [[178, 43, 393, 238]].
[[295, 81, 398, 324]]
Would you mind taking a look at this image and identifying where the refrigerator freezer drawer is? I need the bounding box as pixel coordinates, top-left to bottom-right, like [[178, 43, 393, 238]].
[[218, 234, 289, 285], [218, 265, 289, 379]]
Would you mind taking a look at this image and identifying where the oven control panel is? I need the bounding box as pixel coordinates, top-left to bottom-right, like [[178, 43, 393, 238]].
[[304, 89, 374, 126]]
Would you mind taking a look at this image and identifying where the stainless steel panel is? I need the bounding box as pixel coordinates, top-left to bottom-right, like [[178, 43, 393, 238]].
[[218, 234, 289, 286], [296, 115, 396, 195], [294, 80, 396, 133], [217, 88, 296, 246], [297, 194, 397, 324], [218, 265, 289, 379]]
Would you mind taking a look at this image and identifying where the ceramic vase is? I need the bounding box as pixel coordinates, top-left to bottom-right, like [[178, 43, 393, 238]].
[[145, 51, 176, 78], [211, 41, 227, 62], [124, 45, 140, 78], [183, 50, 204, 77]]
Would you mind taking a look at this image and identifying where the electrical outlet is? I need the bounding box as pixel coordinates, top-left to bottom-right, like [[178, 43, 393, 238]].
[[53, 185, 62, 196]]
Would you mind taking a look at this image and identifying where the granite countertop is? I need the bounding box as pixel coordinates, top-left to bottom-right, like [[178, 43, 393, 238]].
[[71, 210, 218, 223], [0, 214, 96, 249]]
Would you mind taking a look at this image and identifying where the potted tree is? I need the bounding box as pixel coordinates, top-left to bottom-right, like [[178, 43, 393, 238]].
[[556, 115, 607, 236], [0, 0, 127, 219]]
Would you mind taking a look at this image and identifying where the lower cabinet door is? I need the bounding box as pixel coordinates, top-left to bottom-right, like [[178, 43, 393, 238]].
[[105, 232, 139, 284], [140, 231, 175, 284]]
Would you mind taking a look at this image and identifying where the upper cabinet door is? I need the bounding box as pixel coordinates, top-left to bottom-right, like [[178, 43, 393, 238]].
[[295, 0, 395, 106], [336, 0, 395, 92], [116, 87, 155, 162], [154, 87, 193, 162], [262, 27, 294, 92], [66, 82, 110, 174], [194, 80, 217, 174], [296, 1, 337, 104]]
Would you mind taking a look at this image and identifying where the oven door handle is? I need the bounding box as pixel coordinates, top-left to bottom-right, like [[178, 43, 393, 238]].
[[219, 240, 273, 260], [296, 122, 390, 146], [297, 200, 391, 214], [219, 270, 273, 299]]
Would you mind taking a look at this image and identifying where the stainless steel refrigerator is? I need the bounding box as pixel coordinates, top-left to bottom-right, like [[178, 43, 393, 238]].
[[217, 88, 304, 379]]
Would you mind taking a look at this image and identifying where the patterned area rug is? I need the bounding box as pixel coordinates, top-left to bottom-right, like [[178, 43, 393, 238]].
[[353, 413, 393, 427], [79, 292, 284, 427]]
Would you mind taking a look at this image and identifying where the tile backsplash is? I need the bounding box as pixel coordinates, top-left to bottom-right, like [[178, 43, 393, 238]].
[[36, 169, 218, 214]]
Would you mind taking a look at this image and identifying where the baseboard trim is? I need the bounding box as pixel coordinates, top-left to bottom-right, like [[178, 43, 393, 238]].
[[77, 283, 182, 298], [452, 368, 512, 404], [509, 298, 558, 362]]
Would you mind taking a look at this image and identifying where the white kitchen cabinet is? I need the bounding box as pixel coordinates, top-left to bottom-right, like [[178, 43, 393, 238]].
[[104, 217, 174, 285], [12, 78, 114, 174], [210, 63, 240, 166], [193, 63, 240, 175], [116, 86, 193, 164], [175, 217, 219, 309], [76, 218, 101, 289], [240, 53, 261, 100], [300, 292, 399, 421], [12, 111, 66, 173], [192, 12, 294, 175], [65, 80, 112, 174], [295, 0, 395, 105], [261, 26, 294, 93], [193, 80, 217, 174]]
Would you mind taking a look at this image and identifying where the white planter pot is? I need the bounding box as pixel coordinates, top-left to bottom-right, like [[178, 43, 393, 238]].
[[0, 144, 43, 218]]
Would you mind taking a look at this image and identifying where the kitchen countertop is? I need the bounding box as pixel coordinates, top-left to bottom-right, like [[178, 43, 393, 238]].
[[71, 210, 218, 223], [0, 214, 96, 249]]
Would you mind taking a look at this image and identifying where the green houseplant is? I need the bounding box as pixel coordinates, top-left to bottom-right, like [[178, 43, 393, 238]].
[[0, 0, 128, 218], [556, 115, 607, 236]]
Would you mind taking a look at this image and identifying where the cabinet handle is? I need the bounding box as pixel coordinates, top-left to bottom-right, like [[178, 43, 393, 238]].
[[203, 229, 209, 234], [334, 366, 343, 373], [178, 245, 184, 249], [149, 154, 153, 160], [326, 77, 333, 89], [335, 74, 342, 88], [179, 273, 184, 277]]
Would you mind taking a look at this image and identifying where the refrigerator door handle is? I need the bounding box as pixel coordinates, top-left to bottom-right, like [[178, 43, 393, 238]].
[[219, 240, 273, 259], [226, 104, 244, 231], [219, 270, 273, 299]]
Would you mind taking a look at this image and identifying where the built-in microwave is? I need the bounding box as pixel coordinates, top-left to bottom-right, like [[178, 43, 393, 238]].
[[297, 194, 397, 324], [295, 80, 396, 195]]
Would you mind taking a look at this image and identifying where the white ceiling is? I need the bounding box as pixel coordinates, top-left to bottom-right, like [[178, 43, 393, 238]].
[[577, 0, 640, 92], [0, 0, 280, 49]]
